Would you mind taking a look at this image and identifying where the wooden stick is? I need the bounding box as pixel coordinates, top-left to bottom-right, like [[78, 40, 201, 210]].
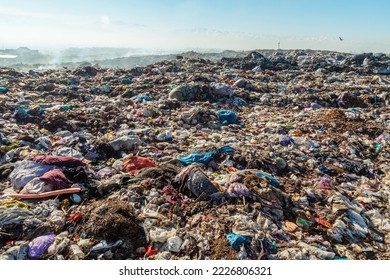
[[7, 188, 81, 200]]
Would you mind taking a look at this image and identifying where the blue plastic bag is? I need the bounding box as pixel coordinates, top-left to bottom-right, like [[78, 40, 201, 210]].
[[131, 94, 153, 102], [178, 146, 235, 166], [216, 110, 237, 125], [226, 233, 250, 250]]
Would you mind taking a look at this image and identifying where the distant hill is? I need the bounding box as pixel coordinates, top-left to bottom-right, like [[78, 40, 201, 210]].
[[0, 47, 50, 66]]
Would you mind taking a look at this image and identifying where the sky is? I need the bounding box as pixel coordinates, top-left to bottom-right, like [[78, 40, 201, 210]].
[[0, 0, 389, 53]]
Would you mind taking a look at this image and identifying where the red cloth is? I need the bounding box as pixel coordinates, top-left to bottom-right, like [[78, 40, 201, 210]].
[[40, 169, 71, 189], [122, 156, 155, 174], [32, 155, 86, 167]]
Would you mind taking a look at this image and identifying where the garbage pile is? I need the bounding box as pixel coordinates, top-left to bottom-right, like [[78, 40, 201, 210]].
[[0, 50, 389, 260]]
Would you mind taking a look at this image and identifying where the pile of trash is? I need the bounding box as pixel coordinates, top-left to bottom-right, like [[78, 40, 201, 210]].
[[0, 50, 389, 260]]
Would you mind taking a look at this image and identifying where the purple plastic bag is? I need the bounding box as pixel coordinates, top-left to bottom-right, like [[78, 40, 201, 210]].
[[227, 182, 249, 197], [28, 234, 56, 259], [315, 175, 333, 189]]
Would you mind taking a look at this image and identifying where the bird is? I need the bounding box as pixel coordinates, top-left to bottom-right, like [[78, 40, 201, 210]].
[[339, 37, 344, 41]]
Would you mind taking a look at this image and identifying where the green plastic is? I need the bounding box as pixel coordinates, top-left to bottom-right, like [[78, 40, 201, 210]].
[[296, 217, 313, 228]]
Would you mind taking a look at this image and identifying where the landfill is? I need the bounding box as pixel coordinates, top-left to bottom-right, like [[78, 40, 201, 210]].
[[0, 50, 389, 260]]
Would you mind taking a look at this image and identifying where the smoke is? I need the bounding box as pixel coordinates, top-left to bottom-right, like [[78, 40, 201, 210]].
[[0, 54, 18, 58]]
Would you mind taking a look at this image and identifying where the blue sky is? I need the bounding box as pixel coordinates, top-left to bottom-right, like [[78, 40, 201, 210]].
[[0, 0, 389, 52]]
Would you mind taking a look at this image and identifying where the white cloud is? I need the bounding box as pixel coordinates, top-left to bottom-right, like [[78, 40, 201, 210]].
[[101, 15, 110, 25], [114, 20, 148, 28]]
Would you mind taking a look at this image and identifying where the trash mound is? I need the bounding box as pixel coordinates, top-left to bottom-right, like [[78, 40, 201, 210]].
[[0, 49, 389, 260], [76, 200, 147, 259], [79, 200, 142, 240], [314, 108, 383, 137]]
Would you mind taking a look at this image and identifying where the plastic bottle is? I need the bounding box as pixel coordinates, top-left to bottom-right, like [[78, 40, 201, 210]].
[[167, 236, 182, 253], [237, 245, 248, 260], [70, 244, 85, 260], [149, 228, 176, 243]]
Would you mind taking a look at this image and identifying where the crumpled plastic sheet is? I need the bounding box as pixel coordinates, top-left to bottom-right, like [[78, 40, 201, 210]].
[[27, 234, 56, 259], [175, 164, 219, 199], [178, 146, 235, 166], [9, 160, 54, 191], [20, 178, 53, 194], [0, 206, 33, 227], [216, 110, 237, 125], [122, 156, 156, 174]]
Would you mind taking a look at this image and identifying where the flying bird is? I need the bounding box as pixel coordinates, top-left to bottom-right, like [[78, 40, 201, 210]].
[[339, 37, 344, 41]]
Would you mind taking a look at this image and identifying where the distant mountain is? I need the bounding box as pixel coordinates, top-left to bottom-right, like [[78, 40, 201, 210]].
[[0, 47, 50, 66]]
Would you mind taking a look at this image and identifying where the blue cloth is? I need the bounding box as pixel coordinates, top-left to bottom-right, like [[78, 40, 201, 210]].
[[226, 233, 250, 250], [178, 146, 235, 166], [216, 110, 237, 125]]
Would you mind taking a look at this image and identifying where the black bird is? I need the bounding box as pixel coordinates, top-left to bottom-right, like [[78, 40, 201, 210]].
[[339, 37, 344, 41]]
